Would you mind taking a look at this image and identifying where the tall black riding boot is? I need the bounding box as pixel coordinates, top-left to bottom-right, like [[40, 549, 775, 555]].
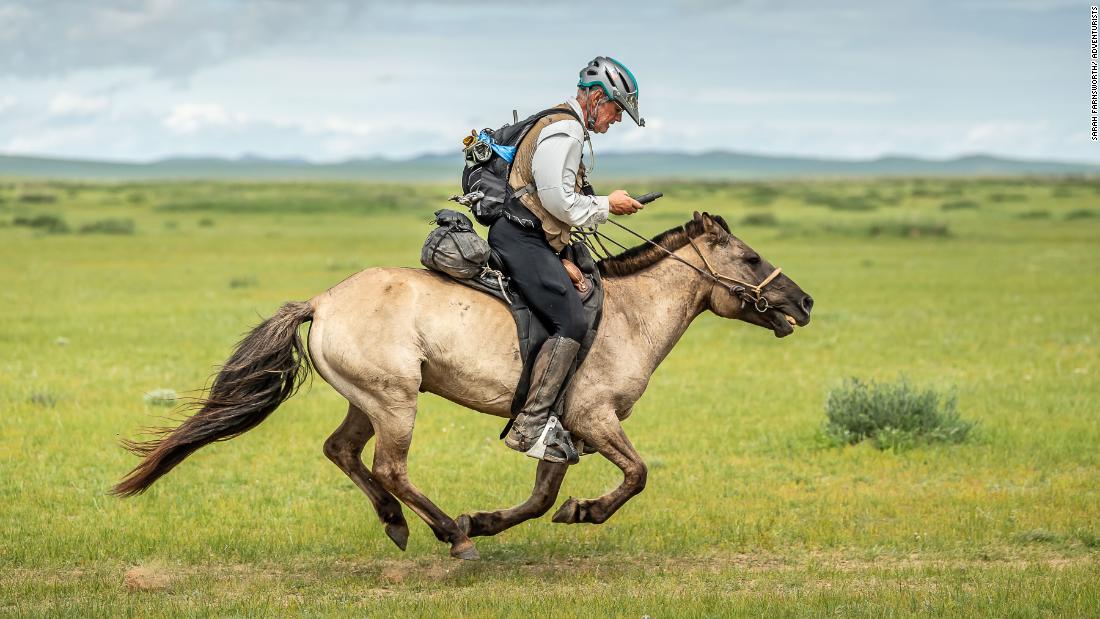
[[504, 335, 581, 463]]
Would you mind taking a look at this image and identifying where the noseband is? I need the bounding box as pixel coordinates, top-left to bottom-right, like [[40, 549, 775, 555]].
[[684, 237, 782, 312], [579, 220, 782, 313]]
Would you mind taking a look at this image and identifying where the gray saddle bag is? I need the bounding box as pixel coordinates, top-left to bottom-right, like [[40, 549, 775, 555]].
[[420, 209, 491, 279]]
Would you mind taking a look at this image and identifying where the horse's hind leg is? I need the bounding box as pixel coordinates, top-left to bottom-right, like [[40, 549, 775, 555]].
[[364, 398, 480, 561], [323, 404, 410, 550], [456, 461, 568, 538]]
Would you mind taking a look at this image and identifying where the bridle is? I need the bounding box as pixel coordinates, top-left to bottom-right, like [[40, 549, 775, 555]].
[[684, 235, 783, 312], [575, 219, 783, 313]]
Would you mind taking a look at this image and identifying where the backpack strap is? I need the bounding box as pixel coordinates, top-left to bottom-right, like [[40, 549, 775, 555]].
[[508, 105, 584, 184], [512, 182, 537, 199], [500, 105, 586, 229], [526, 105, 582, 127]]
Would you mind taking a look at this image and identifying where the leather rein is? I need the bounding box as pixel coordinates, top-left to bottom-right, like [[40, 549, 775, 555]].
[[580, 219, 783, 313]]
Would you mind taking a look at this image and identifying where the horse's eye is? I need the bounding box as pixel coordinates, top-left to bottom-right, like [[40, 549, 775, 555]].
[[746, 254, 761, 265]]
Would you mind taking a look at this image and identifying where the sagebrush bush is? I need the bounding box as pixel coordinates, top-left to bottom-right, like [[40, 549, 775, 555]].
[[79, 218, 135, 235], [13, 214, 70, 234], [867, 221, 950, 238], [143, 388, 178, 407], [741, 212, 779, 226], [824, 377, 974, 451], [17, 192, 57, 204], [229, 275, 258, 289], [940, 199, 979, 211], [27, 389, 59, 407], [990, 192, 1028, 203]]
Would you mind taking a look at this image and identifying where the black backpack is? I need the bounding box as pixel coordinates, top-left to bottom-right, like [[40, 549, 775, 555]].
[[459, 106, 581, 226]]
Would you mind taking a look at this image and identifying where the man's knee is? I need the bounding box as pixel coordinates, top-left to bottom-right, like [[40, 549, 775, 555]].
[[559, 310, 587, 341]]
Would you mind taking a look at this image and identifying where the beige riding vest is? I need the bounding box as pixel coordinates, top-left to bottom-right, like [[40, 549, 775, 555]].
[[508, 105, 589, 252]]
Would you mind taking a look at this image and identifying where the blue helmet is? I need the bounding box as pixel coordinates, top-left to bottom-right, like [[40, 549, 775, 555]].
[[578, 56, 643, 127]]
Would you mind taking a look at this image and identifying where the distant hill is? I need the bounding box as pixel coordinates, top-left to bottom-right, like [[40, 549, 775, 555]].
[[2, 151, 1097, 181]]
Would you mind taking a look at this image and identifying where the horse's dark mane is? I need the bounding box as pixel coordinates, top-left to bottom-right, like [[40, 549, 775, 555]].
[[596, 214, 730, 277]]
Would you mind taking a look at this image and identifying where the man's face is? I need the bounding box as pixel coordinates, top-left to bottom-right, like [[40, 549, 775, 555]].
[[587, 93, 623, 134]]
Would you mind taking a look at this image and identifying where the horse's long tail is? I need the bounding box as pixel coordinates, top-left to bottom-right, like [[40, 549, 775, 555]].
[[112, 301, 315, 497]]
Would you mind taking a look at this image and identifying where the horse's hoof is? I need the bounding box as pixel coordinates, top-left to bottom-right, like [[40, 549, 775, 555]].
[[450, 538, 480, 561], [551, 497, 580, 524], [385, 522, 409, 551]]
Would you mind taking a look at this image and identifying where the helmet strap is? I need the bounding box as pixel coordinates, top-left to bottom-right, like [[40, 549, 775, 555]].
[[584, 87, 597, 132]]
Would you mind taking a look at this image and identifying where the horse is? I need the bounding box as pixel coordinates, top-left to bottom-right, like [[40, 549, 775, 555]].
[[112, 211, 813, 561]]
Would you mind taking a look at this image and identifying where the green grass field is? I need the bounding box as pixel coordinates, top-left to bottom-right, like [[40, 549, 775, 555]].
[[1, 176, 1098, 617]]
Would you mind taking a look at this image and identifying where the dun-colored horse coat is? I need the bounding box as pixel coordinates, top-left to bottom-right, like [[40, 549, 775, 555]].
[[114, 212, 813, 560]]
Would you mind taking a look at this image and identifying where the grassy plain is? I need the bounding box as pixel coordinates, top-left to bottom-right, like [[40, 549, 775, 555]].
[[1, 176, 1098, 617]]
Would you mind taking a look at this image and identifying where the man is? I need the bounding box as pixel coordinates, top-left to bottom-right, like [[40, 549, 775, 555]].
[[489, 56, 646, 462]]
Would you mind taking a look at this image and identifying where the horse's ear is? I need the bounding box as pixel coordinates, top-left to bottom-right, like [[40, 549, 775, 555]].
[[713, 214, 732, 234], [698, 211, 722, 236], [692, 210, 703, 223]]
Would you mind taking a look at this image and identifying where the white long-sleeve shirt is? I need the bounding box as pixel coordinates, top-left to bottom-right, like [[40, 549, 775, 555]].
[[530, 98, 610, 228]]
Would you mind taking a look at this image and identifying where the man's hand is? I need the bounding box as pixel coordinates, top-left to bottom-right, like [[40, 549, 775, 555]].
[[608, 190, 645, 216]]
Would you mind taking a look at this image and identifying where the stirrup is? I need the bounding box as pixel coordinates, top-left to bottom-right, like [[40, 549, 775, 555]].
[[523, 416, 580, 465]]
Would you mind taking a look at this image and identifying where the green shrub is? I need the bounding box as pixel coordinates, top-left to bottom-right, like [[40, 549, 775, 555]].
[[867, 221, 949, 238], [1065, 209, 1097, 220], [802, 193, 879, 211], [940, 200, 979, 211], [1014, 528, 1059, 544], [808, 218, 951, 240], [741, 184, 780, 206], [1074, 529, 1100, 548], [78, 218, 135, 235], [143, 389, 178, 407], [27, 389, 59, 408], [13, 214, 70, 234], [830, 197, 880, 211], [990, 192, 1027, 203], [229, 275, 258, 289], [198, 217, 215, 227], [911, 186, 962, 198], [823, 377, 974, 451], [17, 192, 57, 204], [741, 212, 779, 226], [1016, 210, 1050, 220]]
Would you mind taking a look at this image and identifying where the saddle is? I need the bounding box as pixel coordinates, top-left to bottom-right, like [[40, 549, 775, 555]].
[[421, 209, 604, 418]]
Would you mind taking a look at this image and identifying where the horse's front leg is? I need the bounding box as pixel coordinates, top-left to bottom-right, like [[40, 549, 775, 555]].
[[456, 460, 568, 538], [551, 410, 646, 525]]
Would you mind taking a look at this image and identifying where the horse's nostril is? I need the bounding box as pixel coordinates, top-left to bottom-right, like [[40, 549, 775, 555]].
[[801, 295, 814, 312]]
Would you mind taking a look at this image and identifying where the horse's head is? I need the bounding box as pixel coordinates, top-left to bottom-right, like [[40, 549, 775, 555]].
[[691, 211, 813, 338]]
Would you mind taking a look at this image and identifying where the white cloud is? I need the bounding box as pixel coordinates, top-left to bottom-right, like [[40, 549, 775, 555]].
[[696, 89, 897, 106], [163, 103, 236, 134], [1, 0, 369, 78], [5, 125, 98, 153], [960, 0, 1080, 11], [0, 2, 1090, 164], [162, 104, 379, 142], [955, 120, 1053, 153], [48, 92, 110, 116], [618, 117, 666, 146], [312, 117, 373, 137]]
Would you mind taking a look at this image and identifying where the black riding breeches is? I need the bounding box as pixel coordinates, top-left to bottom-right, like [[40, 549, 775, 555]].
[[488, 217, 586, 342]]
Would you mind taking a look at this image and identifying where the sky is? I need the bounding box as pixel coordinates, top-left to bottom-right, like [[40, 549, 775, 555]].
[[0, 0, 1093, 163]]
